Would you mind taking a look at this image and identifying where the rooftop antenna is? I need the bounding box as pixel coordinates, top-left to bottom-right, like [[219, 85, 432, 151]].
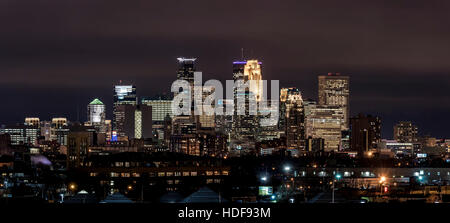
[[241, 48, 244, 60]]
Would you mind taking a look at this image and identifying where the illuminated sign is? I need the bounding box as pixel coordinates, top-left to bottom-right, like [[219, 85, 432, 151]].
[[111, 131, 118, 142]]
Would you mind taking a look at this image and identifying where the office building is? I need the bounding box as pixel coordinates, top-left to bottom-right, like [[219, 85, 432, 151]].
[[141, 96, 173, 122], [176, 57, 196, 84], [318, 73, 350, 129], [280, 88, 304, 149], [52, 117, 68, 129], [394, 121, 418, 143], [305, 137, 325, 152], [286, 103, 305, 149], [87, 98, 106, 124], [304, 104, 344, 152], [67, 131, 92, 168], [0, 125, 40, 146], [231, 60, 262, 141], [113, 84, 137, 137], [115, 104, 152, 140], [350, 114, 382, 156]]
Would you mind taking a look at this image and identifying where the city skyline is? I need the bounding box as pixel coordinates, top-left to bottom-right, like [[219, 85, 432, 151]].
[[1, 1, 449, 138], [0, 58, 446, 140], [2, 0, 450, 210]]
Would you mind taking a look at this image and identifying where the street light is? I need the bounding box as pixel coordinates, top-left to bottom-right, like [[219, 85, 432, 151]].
[[68, 183, 77, 194], [261, 176, 267, 182], [332, 174, 342, 203]]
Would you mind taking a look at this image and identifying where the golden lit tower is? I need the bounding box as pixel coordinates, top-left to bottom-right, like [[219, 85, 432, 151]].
[[243, 60, 263, 102]]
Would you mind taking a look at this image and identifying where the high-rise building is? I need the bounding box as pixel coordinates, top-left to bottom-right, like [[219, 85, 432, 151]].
[[25, 117, 40, 127], [40, 121, 52, 141], [243, 60, 263, 102], [286, 103, 305, 149], [318, 73, 350, 129], [196, 85, 215, 129], [141, 96, 173, 122], [304, 104, 344, 152], [171, 57, 199, 143], [0, 125, 39, 145], [50, 117, 69, 145], [52, 117, 68, 129], [350, 114, 382, 156], [87, 98, 106, 132], [141, 95, 173, 143], [115, 104, 152, 140], [394, 121, 418, 143], [113, 84, 137, 137], [305, 137, 325, 152], [280, 88, 304, 149], [231, 60, 262, 141], [67, 131, 92, 168], [88, 98, 106, 124], [177, 57, 196, 84]]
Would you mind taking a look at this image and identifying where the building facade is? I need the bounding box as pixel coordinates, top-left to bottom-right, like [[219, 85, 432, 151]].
[[318, 73, 350, 130]]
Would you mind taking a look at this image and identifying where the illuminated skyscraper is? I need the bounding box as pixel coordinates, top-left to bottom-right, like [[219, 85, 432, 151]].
[[244, 60, 263, 102], [176, 57, 196, 84], [87, 98, 106, 132], [318, 73, 350, 129], [279, 88, 305, 149], [113, 84, 137, 137], [304, 104, 344, 152], [280, 87, 303, 131], [231, 60, 262, 141], [141, 96, 173, 122]]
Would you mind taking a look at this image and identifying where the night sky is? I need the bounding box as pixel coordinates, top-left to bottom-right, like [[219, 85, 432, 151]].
[[0, 0, 449, 138]]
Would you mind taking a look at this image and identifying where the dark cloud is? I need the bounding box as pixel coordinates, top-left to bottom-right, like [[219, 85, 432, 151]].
[[0, 0, 449, 138]]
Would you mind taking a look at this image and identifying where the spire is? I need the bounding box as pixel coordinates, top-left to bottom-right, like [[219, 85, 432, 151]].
[[89, 98, 104, 105]]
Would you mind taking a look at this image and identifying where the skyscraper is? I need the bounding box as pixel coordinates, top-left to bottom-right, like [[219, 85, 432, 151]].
[[280, 88, 305, 149], [87, 98, 106, 132], [304, 104, 344, 152], [141, 96, 173, 122], [115, 104, 152, 140], [243, 60, 263, 102], [176, 57, 196, 84], [113, 84, 137, 137], [231, 60, 262, 141], [318, 73, 350, 129], [286, 103, 305, 149], [394, 121, 418, 143], [280, 88, 303, 128]]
